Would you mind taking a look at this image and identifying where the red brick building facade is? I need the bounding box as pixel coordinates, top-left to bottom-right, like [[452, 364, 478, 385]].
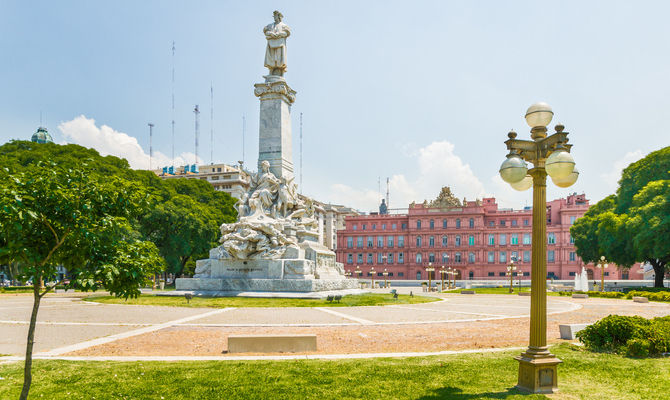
[[336, 193, 629, 281]]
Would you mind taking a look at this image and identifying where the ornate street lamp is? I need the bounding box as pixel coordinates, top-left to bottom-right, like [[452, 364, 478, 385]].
[[354, 266, 362, 278], [500, 102, 577, 393], [370, 267, 376, 289], [596, 256, 608, 292], [507, 260, 517, 293], [439, 265, 447, 291], [382, 268, 389, 288], [344, 270, 352, 278], [425, 262, 435, 292]]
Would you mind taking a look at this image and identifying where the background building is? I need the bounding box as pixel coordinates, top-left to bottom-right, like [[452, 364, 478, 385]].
[[336, 189, 640, 281]]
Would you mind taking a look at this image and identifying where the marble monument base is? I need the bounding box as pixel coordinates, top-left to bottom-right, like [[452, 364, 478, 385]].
[[175, 277, 359, 292], [159, 287, 367, 299]]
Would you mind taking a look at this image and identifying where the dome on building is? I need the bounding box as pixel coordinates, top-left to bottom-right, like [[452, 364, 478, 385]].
[[31, 126, 53, 144]]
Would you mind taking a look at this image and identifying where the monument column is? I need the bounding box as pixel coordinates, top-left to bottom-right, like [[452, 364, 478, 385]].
[[325, 211, 335, 250]]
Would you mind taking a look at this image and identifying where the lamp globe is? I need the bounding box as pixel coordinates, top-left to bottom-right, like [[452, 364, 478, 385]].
[[545, 149, 575, 179], [551, 167, 579, 188], [510, 174, 533, 191], [525, 102, 554, 128], [499, 154, 528, 184]]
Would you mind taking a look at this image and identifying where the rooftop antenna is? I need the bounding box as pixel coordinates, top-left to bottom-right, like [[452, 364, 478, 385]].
[[148, 123, 154, 170], [194, 105, 200, 165], [242, 115, 246, 166], [386, 177, 390, 208], [300, 112, 303, 194], [210, 84, 214, 165], [39, 111, 42, 126], [171, 41, 176, 167]]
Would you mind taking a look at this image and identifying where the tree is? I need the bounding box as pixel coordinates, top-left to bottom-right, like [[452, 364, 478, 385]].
[[0, 164, 163, 400], [571, 146, 670, 287]]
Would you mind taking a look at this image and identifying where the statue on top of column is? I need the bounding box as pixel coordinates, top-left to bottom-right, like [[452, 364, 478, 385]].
[[263, 10, 291, 77]]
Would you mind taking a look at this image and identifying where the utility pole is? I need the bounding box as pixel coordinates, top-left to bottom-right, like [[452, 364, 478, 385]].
[[300, 112, 303, 194], [210, 84, 214, 165], [171, 41, 176, 167], [242, 115, 246, 166], [194, 105, 200, 166]]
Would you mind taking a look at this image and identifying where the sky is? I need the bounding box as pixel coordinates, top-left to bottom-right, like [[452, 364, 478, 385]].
[[1, 0, 668, 212]]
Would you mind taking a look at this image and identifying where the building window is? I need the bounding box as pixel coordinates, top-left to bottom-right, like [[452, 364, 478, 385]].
[[398, 272, 404, 277], [429, 236, 435, 247], [372, 223, 376, 230], [523, 251, 530, 263], [511, 234, 519, 245], [353, 224, 357, 231], [357, 253, 363, 263], [417, 220, 422, 229], [468, 252, 475, 263], [469, 218, 474, 228], [511, 251, 518, 262], [398, 252, 404, 264], [347, 254, 353, 264], [382, 224, 386, 230], [489, 220, 495, 227], [357, 237, 363, 248], [377, 253, 384, 264], [622, 272, 629, 279], [569, 271, 576, 277], [456, 219, 461, 228], [455, 252, 462, 263], [442, 252, 449, 263], [499, 272, 506, 277], [569, 252, 576, 262], [570, 235, 574, 244], [523, 219, 529, 226], [499, 251, 507, 264], [523, 233, 531, 245], [398, 236, 405, 248], [416, 236, 422, 247], [511, 220, 518, 226], [429, 253, 435, 262], [387, 236, 394, 248], [455, 235, 461, 246], [442, 235, 448, 247], [388, 253, 394, 264], [499, 234, 507, 246], [347, 237, 353, 248], [500, 220, 506, 226], [367, 253, 373, 264], [377, 236, 384, 248], [401, 223, 407, 230], [416, 271, 422, 280], [488, 234, 495, 246], [362, 224, 366, 230], [430, 219, 435, 229], [443, 219, 447, 228], [468, 235, 475, 246], [367, 236, 374, 248], [548, 233, 556, 245], [548, 251, 555, 263], [570, 216, 577, 225], [488, 252, 495, 263], [392, 223, 397, 230], [604, 271, 610, 276], [416, 253, 422, 263], [523, 272, 530, 276], [488, 272, 495, 277]]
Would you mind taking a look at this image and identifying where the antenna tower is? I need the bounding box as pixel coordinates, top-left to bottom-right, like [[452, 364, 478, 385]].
[[194, 105, 200, 165], [171, 41, 176, 167], [300, 112, 303, 194], [242, 115, 246, 165], [386, 177, 390, 208], [148, 123, 154, 170], [210, 84, 214, 165]]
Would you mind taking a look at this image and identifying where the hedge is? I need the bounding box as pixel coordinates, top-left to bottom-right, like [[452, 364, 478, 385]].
[[576, 315, 670, 357]]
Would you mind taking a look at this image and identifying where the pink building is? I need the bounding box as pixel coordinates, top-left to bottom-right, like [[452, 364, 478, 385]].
[[336, 193, 630, 281]]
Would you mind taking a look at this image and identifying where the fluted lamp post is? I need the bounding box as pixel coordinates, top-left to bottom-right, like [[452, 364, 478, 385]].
[[370, 267, 376, 289], [507, 261, 517, 293], [448, 268, 456, 289], [440, 266, 447, 291], [499, 102, 578, 394], [425, 262, 435, 292], [382, 268, 389, 288], [596, 256, 608, 292]]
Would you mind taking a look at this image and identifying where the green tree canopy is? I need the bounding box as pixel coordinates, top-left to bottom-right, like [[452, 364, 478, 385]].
[[571, 146, 670, 287]]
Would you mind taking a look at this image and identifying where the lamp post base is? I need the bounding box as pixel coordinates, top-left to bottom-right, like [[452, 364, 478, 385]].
[[515, 351, 561, 394]]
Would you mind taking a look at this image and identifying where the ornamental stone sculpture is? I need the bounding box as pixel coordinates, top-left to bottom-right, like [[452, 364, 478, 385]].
[[264, 10, 290, 77]]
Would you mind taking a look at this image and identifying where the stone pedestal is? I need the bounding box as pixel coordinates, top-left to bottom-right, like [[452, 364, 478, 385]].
[[254, 79, 296, 181], [515, 352, 561, 394]]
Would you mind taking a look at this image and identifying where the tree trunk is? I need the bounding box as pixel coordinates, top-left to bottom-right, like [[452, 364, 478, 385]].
[[650, 259, 666, 288], [20, 280, 42, 400]]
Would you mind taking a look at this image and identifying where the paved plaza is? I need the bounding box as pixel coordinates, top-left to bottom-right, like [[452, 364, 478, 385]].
[[1, 291, 669, 361]]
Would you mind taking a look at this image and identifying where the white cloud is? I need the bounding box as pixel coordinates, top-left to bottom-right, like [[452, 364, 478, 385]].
[[601, 150, 644, 189], [324, 141, 486, 212], [58, 115, 202, 169]]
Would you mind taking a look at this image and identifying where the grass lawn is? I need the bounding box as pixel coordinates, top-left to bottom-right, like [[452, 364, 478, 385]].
[[85, 293, 438, 308], [1, 344, 668, 399]]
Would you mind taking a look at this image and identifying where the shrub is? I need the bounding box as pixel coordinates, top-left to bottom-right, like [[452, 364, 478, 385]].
[[577, 315, 670, 357], [622, 287, 670, 294], [625, 291, 670, 302]]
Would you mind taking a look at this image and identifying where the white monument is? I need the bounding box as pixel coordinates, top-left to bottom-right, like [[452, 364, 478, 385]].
[[176, 11, 358, 295]]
